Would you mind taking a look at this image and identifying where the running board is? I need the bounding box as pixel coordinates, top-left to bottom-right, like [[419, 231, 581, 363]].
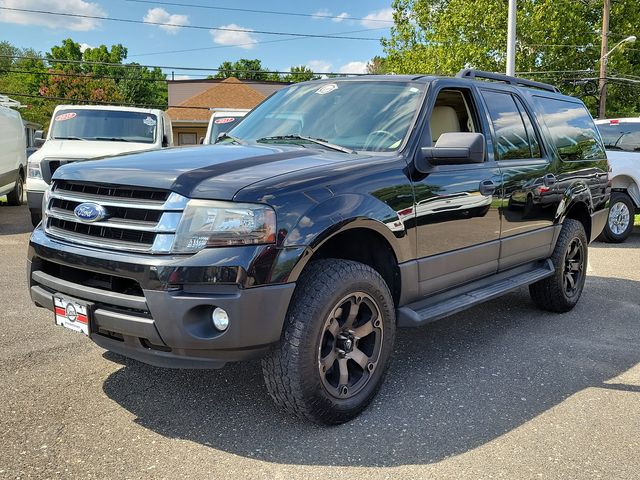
[[397, 260, 555, 327]]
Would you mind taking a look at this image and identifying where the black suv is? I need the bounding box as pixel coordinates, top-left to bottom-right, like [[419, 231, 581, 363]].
[[28, 70, 609, 424]]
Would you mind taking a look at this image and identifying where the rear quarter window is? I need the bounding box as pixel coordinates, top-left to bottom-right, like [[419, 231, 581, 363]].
[[534, 96, 606, 161]]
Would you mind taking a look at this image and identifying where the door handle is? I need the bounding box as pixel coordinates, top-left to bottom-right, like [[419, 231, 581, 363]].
[[543, 173, 557, 187], [479, 179, 496, 196]]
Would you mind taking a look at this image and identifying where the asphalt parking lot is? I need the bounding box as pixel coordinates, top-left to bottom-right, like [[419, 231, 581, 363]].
[[1, 203, 639, 479]]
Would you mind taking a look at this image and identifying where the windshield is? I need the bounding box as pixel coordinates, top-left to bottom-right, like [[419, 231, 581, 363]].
[[50, 109, 158, 144], [209, 115, 245, 143], [597, 122, 640, 152], [227, 80, 426, 152]]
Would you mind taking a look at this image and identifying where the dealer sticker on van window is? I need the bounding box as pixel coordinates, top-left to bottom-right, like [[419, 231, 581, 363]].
[[315, 83, 338, 95], [214, 117, 236, 124], [143, 116, 157, 126], [55, 112, 77, 122]]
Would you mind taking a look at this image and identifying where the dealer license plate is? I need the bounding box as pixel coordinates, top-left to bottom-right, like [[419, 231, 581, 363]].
[[54, 295, 91, 336]]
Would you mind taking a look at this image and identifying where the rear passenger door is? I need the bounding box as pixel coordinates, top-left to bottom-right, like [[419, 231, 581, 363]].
[[412, 82, 502, 296], [479, 88, 558, 270]]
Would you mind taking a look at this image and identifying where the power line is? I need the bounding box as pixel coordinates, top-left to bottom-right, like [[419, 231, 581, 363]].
[[0, 54, 368, 76], [0, 7, 381, 41], [129, 26, 390, 57], [123, 0, 394, 24]]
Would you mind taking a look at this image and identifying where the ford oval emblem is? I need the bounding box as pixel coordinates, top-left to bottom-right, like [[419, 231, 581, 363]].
[[73, 202, 107, 223]]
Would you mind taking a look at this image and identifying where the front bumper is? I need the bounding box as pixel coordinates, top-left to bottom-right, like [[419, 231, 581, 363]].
[[28, 227, 296, 369]]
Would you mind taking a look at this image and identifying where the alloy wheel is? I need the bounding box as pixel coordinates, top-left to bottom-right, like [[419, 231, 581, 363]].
[[608, 201, 630, 235], [563, 237, 584, 297], [317, 292, 384, 399]]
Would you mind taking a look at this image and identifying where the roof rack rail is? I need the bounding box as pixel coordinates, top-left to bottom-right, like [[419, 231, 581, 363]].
[[456, 69, 561, 93]]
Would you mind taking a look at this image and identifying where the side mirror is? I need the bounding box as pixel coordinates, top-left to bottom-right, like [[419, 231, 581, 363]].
[[416, 132, 485, 172], [34, 130, 45, 147]]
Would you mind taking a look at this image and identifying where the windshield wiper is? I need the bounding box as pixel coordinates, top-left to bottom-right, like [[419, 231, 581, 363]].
[[256, 135, 355, 154], [214, 132, 244, 144], [92, 137, 131, 142], [52, 136, 87, 141]]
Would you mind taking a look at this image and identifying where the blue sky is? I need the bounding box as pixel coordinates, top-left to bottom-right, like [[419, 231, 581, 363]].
[[0, 0, 394, 78]]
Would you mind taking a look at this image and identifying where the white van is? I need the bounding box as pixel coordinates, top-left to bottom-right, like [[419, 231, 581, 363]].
[[0, 105, 27, 206], [203, 108, 249, 144], [26, 105, 173, 226]]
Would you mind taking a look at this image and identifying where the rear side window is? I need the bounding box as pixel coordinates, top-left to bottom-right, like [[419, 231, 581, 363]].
[[534, 97, 606, 161], [596, 122, 640, 152], [481, 90, 541, 160]]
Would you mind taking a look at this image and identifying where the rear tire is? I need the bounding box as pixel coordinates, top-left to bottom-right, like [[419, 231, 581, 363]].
[[262, 259, 396, 425], [601, 192, 635, 243], [6, 172, 24, 206], [529, 219, 587, 313]]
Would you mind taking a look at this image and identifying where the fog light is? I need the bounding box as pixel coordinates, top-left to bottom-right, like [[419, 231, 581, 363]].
[[212, 307, 229, 331]]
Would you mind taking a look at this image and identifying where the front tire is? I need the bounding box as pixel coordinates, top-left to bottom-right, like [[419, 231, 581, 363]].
[[6, 172, 24, 206], [601, 192, 635, 243], [529, 219, 588, 313], [262, 259, 396, 425]]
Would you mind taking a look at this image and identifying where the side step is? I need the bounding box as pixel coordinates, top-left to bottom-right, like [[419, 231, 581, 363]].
[[397, 260, 555, 327]]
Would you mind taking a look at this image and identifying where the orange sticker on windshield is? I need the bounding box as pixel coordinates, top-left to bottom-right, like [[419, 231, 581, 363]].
[[55, 112, 77, 122], [214, 117, 236, 124]]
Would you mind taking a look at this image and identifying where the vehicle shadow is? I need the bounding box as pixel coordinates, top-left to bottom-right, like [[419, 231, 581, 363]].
[[102, 276, 640, 467], [590, 230, 640, 249], [0, 204, 33, 235]]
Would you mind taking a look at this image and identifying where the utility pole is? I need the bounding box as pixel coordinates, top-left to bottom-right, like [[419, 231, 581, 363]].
[[506, 0, 516, 76], [598, 0, 610, 119]]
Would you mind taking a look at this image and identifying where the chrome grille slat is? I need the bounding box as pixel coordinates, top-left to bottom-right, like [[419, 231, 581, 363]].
[[44, 181, 187, 254]]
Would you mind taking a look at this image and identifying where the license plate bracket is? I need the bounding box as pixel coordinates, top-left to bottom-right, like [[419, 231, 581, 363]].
[[53, 295, 93, 336]]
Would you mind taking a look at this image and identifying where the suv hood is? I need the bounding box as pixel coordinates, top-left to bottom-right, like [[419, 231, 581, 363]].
[[53, 144, 361, 200], [33, 139, 157, 160]]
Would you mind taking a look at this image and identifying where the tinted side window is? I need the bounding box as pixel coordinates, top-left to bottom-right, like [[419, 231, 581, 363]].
[[535, 97, 606, 161], [596, 122, 640, 152], [481, 90, 536, 160], [514, 96, 541, 158]]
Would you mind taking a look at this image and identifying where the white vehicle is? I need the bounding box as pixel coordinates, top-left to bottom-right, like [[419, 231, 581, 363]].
[[595, 118, 640, 242], [203, 108, 249, 144], [0, 104, 27, 206], [27, 105, 173, 226]]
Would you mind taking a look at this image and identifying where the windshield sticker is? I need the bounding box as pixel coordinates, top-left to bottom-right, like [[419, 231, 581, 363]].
[[214, 117, 237, 124], [143, 116, 157, 126], [55, 112, 77, 122], [315, 83, 338, 95]]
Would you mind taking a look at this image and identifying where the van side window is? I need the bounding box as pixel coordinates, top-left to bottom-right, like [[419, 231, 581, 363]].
[[429, 89, 478, 144], [534, 96, 606, 161], [481, 90, 539, 160]]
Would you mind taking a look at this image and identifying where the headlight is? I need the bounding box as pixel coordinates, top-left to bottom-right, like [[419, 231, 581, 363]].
[[41, 185, 52, 225], [172, 200, 276, 253], [28, 161, 42, 179]]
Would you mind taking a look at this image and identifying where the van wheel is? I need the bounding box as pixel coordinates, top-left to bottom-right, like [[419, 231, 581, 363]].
[[6, 172, 24, 206], [601, 192, 635, 243], [529, 219, 587, 313], [262, 259, 396, 425]]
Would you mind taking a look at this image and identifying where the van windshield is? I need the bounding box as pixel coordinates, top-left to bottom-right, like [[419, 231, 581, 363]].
[[209, 115, 245, 143], [50, 110, 158, 144], [226, 80, 426, 152]]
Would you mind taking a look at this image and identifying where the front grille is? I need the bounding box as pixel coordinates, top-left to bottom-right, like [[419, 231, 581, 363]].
[[44, 180, 188, 253]]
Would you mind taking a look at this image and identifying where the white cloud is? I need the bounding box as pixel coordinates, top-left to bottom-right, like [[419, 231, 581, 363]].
[[210, 24, 257, 49], [143, 7, 189, 34], [306, 60, 333, 74], [79, 43, 94, 53], [339, 61, 368, 75], [361, 7, 394, 28], [312, 9, 331, 20], [332, 12, 348, 23], [0, 0, 106, 31]]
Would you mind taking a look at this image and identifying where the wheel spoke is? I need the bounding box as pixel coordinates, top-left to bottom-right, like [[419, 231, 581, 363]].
[[353, 321, 374, 339], [326, 319, 340, 338], [321, 350, 337, 371], [350, 347, 369, 369], [566, 272, 575, 289], [568, 242, 579, 260], [344, 299, 360, 328], [338, 358, 349, 386]]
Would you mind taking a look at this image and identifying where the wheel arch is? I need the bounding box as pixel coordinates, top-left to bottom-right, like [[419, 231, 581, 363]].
[[609, 174, 640, 208]]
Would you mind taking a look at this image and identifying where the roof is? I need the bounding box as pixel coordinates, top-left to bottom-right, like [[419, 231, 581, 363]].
[[166, 77, 270, 122], [53, 104, 163, 114]]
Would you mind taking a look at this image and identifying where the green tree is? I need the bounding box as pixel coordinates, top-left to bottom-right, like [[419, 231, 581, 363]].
[[366, 56, 388, 74], [284, 65, 317, 83], [382, 0, 640, 116], [213, 58, 271, 81]]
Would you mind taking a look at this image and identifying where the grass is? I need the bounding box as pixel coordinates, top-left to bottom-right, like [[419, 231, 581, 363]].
[[635, 214, 640, 227]]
